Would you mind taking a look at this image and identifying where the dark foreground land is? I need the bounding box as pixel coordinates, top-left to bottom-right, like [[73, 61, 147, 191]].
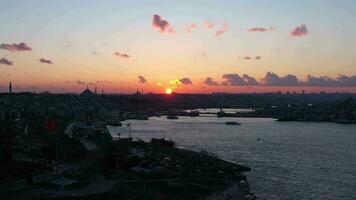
[[1, 134, 253, 200]]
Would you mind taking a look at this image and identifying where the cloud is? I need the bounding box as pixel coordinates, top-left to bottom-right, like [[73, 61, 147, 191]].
[[203, 73, 356, 87], [152, 14, 175, 33], [186, 23, 197, 32], [39, 58, 53, 64], [242, 74, 259, 85], [241, 56, 261, 60], [0, 58, 13, 66], [306, 76, 331, 86], [215, 23, 229, 37], [138, 75, 147, 84], [243, 56, 252, 60], [205, 21, 215, 29], [0, 42, 32, 52], [335, 75, 356, 86], [76, 80, 86, 85], [248, 27, 274, 32], [221, 74, 259, 86], [114, 52, 130, 58], [222, 74, 246, 86], [291, 24, 308, 36], [262, 72, 300, 86], [179, 77, 192, 85], [301, 75, 356, 87], [304, 75, 335, 87], [204, 77, 219, 86]]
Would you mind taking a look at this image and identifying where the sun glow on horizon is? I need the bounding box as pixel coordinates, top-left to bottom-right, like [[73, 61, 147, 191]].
[[165, 88, 173, 94]]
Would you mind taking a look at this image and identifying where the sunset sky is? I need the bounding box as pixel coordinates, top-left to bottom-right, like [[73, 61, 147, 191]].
[[1, 0, 356, 94]]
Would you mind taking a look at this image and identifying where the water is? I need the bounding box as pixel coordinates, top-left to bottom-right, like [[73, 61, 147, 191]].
[[107, 116, 356, 200]]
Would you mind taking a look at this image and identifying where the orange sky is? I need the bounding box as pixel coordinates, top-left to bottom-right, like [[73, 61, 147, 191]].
[[1, 1, 356, 94]]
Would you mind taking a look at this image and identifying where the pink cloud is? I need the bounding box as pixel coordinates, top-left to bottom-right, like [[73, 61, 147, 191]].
[[215, 23, 229, 37], [186, 23, 197, 32], [291, 24, 308, 36], [0, 42, 32, 52], [205, 21, 215, 29], [152, 14, 175, 33]]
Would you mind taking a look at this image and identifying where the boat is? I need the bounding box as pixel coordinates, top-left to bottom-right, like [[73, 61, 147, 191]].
[[167, 115, 179, 120], [225, 121, 241, 125], [108, 121, 122, 126]]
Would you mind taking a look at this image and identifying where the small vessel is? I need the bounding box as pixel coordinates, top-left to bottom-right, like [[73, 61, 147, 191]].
[[108, 121, 122, 126], [225, 121, 241, 125], [167, 115, 179, 120]]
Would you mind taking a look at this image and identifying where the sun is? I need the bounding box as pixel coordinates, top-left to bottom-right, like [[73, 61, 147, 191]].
[[165, 88, 173, 94]]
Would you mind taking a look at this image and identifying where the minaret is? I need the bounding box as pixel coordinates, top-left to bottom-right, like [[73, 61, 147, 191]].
[[94, 85, 97, 94], [9, 82, 12, 94]]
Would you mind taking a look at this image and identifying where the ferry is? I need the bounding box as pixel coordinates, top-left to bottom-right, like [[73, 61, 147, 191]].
[[225, 121, 241, 125]]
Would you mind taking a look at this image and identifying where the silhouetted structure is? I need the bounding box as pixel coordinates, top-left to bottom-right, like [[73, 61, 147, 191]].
[[80, 86, 95, 97], [9, 82, 12, 94]]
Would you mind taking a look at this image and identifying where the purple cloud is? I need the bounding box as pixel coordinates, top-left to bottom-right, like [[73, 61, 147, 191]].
[[335, 75, 356, 86], [262, 72, 300, 86], [152, 14, 175, 33], [179, 77, 192, 85], [303, 75, 356, 87], [203, 73, 356, 87], [204, 77, 219, 86], [222, 74, 259, 86], [0, 58, 13, 66], [291, 24, 308, 36], [114, 52, 130, 58], [0, 42, 32, 52], [248, 27, 274, 32], [138, 75, 147, 84], [243, 74, 259, 85], [222, 74, 246, 86], [39, 58, 53, 64]]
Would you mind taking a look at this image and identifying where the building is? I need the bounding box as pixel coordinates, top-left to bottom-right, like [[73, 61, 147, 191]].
[[79, 86, 95, 97], [9, 82, 12, 94]]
